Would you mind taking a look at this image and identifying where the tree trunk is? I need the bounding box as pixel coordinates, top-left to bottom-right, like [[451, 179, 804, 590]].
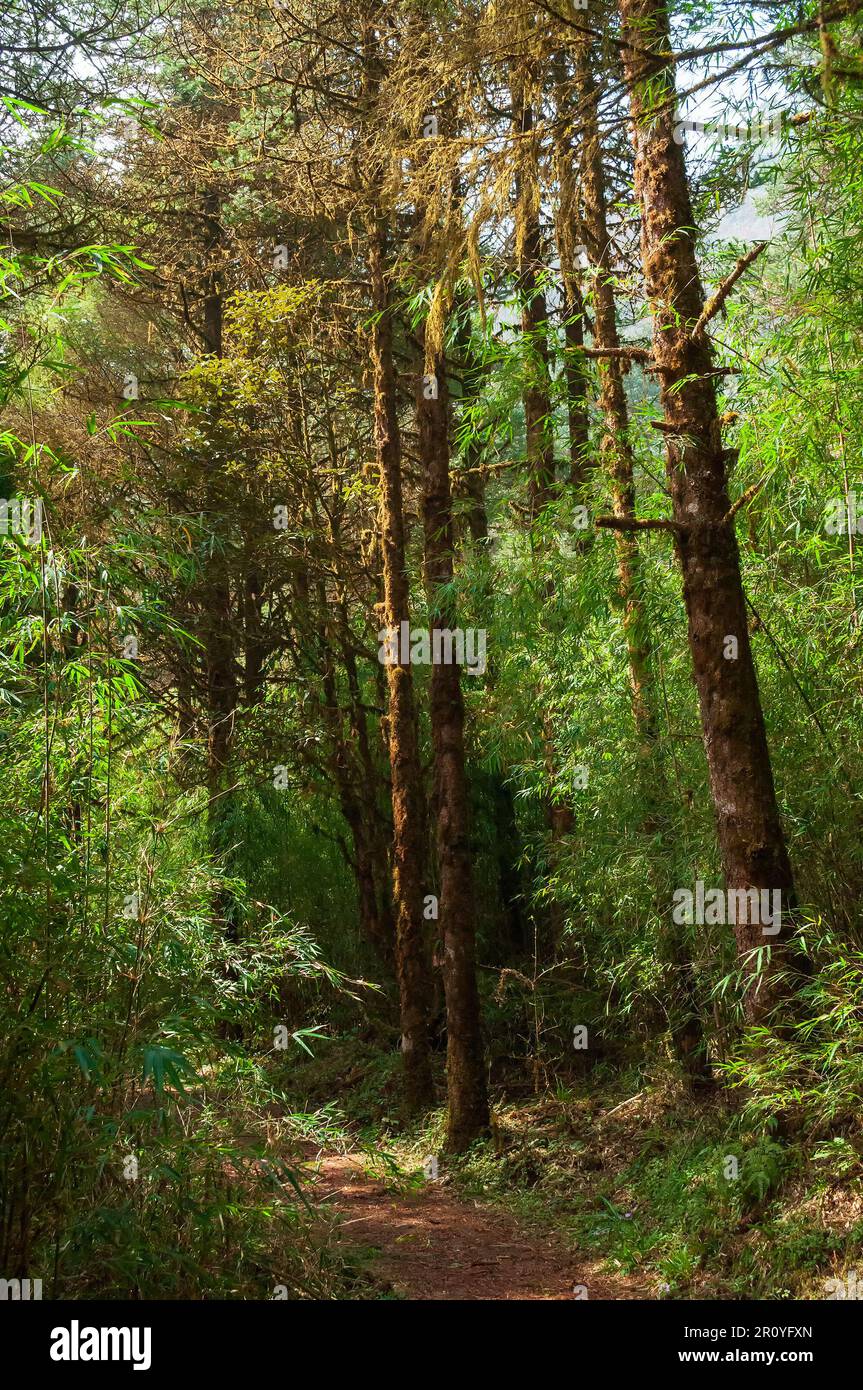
[[512, 76, 556, 518], [334, 593, 396, 962], [419, 329, 491, 1151], [369, 223, 435, 1111], [552, 60, 591, 490], [577, 41, 659, 774], [618, 0, 802, 1023]]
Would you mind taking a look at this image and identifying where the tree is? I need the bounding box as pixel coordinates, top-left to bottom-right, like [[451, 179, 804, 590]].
[[617, 0, 804, 1022]]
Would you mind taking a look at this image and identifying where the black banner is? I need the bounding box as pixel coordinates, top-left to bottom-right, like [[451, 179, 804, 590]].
[[5, 1296, 857, 1377]]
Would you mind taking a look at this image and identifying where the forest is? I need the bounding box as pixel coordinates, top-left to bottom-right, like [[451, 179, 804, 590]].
[[2, 0, 863, 1317]]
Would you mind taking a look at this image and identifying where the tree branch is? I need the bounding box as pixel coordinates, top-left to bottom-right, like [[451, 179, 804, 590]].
[[692, 243, 768, 341], [581, 345, 652, 362], [595, 515, 680, 534], [722, 481, 764, 525]]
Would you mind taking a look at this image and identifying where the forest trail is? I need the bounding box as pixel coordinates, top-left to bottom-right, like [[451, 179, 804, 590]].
[[308, 1150, 647, 1301]]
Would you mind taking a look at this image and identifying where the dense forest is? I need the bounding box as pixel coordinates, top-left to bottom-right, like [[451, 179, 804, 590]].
[[3, 0, 863, 1318]]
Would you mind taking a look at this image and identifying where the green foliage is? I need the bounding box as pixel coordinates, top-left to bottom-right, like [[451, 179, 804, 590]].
[[3, 0, 863, 1306]]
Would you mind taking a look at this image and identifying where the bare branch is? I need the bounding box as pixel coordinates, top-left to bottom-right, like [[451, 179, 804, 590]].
[[580, 345, 652, 363], [595, 515, 680, 534], [692, 243, 768, 341], [723, 481, 765, 525]]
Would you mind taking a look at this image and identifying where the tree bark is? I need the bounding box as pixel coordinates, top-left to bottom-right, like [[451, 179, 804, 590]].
[[418, 329, 491, 1151], [577, 42, 659, 772], [618, 0, 802, 1023], [369, 223, 435, 1111], [552, 60, 591, 490], [512, 76, 556, 518]]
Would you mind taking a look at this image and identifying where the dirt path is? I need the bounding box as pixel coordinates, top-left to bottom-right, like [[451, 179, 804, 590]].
[[308, 1151, 647, 1301]]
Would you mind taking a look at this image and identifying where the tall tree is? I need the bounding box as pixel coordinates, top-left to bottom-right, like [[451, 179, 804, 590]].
[[369, 220, 435, 1109], [417, 309, 490, 1149], [571, 34, 710, 1081], [616, 0, 803, 1022]]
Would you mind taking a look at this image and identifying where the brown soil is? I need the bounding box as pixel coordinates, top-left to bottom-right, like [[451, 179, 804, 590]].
[[308, 1150, 649, 1301]]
